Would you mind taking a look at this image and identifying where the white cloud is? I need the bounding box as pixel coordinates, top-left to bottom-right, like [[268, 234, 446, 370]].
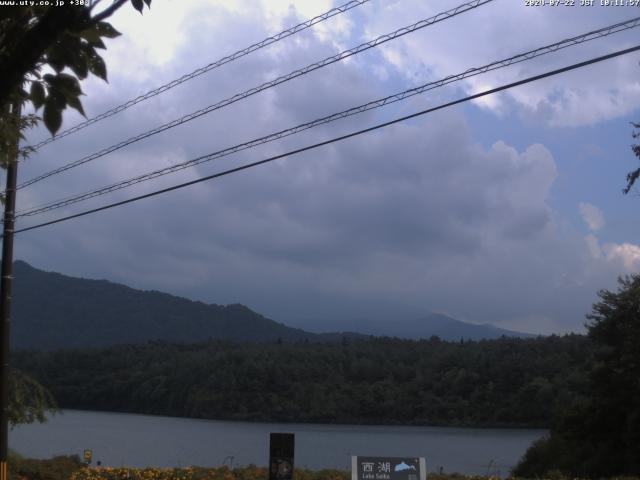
[[362, 0, 640, 127], [603, 242, 640, 271], [579, 202, 605, 231], [584, 234, 640, 272], [585, 233, 601, 259]]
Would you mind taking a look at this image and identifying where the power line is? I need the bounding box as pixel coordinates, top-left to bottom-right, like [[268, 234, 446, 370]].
[[11, 44, 640, 236], [16, 0, 495, 191], [14, 16, 640, 219], [26, 0, 373, 151]]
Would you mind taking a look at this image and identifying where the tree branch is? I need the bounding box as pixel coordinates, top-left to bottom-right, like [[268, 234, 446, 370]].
[[91, 0, 128, 23]]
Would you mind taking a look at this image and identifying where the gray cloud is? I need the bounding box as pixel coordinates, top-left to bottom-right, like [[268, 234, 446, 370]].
[[12, 0, 640, 336], [579, 202, 605, 231]]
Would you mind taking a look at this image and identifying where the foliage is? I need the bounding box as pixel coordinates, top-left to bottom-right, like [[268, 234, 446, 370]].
[[0, 111, 38, 170], [1, 1, 151, 429], [0, 0, 151, 137], [514, 275, 640, 477], [68, 466, 498, 480], [50, 464, 640, 480], [8, 453, 83, 480], [624, 122, 640, 194], [512, 434, 582, 478], [11, 261, 360, 350], [14, 334, 590, 428], [71, 466, 266, 480], [6, 457, 640, 480], [7, 368, 57, 427], [70, 468, 507, 480]]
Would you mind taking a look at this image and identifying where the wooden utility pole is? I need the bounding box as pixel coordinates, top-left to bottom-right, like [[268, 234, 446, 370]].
[[0, 100, 22, 480]]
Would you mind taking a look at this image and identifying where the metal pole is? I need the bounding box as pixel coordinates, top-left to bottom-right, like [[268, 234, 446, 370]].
[[0, 100, 22, 480]]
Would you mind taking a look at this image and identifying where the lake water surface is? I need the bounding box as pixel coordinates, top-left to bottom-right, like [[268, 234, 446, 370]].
[[10, 410, 545, 476]]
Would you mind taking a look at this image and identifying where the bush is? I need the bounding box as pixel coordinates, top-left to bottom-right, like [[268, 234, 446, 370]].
[[9, 454, 84, 480]]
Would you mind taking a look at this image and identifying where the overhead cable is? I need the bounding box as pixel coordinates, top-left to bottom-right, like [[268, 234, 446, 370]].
[[11, 44, 640, 236], [14, 16, 640, 219], [16, 0, 495, 191], [26, 0, 373, 151]]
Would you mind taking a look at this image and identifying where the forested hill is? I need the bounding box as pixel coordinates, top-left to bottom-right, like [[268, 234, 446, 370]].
[[11, 261, 531, 350], [14, 335, 591, 428], [12, 260, 358, 350]]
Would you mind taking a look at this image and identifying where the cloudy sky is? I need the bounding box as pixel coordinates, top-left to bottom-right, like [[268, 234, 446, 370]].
[[11, 0, 640, 334]]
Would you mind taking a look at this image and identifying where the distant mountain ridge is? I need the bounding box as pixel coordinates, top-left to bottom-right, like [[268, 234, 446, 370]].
[[11, 261, 532, 351], [308, 314, 534, 341], [12, 261, 359, 350]]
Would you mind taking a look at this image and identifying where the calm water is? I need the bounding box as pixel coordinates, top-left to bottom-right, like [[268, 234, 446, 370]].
[[10, 410, 545, 476]]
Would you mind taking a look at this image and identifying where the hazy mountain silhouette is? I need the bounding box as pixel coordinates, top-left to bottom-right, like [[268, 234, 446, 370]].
[[304, 314, 534, 341], [11, 261, 362, 350], [11, 261, 532, 350]]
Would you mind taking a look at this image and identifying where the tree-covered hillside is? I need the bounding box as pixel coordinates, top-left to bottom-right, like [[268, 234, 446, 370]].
[[11, 261, 353, 349], [515, 275, 640, 478], [14, 335, 590, 427], [10, 261, 531, 350]]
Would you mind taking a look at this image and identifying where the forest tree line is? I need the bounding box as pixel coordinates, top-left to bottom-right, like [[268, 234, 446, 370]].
[[13, 334, 590, 428]]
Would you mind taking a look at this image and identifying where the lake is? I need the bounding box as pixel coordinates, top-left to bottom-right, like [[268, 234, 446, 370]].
[[10, 410, 545, 476]]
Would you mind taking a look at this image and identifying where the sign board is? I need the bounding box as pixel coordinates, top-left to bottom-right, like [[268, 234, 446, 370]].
[[351, 457, 426, 480], [269, 433, 294, 480], [83, 449, 92, 464]]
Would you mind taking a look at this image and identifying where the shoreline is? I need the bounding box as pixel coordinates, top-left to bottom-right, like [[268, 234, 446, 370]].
[[45, 408, 551, 431]]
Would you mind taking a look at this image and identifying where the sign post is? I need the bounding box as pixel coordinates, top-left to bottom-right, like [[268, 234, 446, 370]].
[[269, 433, 294, 480], [352, 457, 426, 480]]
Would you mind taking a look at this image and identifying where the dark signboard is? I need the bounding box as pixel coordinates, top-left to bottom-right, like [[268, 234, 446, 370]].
[[269, 433, 294, 480], [351, 457, 426, 480]]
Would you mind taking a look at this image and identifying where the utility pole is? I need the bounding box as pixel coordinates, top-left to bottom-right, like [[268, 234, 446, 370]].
[[0, 100, 22, 480]]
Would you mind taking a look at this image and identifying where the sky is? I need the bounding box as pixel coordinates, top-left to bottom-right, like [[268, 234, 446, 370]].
[[10, 0, 640, 335]]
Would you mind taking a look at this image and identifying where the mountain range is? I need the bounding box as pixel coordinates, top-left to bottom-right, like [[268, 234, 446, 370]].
[[11, 260, 532, 351]]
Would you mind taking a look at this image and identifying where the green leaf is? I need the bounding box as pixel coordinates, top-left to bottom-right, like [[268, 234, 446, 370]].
[[43, 98, 63, 135], [49, 90, 68, 109], [30, 82, 46, 111], [57, 34, 82, 58], [46, 50, 65, 73], [78, 26, 102, 43], [76, 25, 107, 48], [69, 53, 89, 80], [88, 37, 106, 49], [94, 21, 121, 39], [88, 54, 107, 82], [66, 95, 86, 117], [55, 73, 83, 96], [131, 0, 144, 13]]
